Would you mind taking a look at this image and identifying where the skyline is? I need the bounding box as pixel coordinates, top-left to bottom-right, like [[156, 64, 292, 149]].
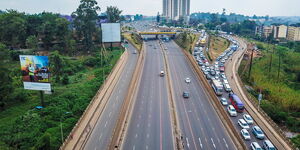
[[0, 0, 299, 17]]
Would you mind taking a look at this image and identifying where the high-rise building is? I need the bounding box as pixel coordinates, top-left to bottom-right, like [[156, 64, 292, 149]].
[[287, 26, 300, 41], [162, 0, 190, 21], [273, 25, 288, 39]]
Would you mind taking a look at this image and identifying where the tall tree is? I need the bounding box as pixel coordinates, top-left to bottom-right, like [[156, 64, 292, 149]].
[[72, 0, 100, 52], [106, 6, 122, 23]]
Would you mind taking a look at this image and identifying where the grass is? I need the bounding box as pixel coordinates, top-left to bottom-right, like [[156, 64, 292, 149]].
[[123, 33, 143, 51], [0, 49, 123, 149], [208, 35, 230, 61], [175, 32, 199, 54]]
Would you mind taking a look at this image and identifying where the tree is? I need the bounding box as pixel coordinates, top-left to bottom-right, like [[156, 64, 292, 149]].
[[26, 35, 38, 50], [50, 51, 64, 82], [0, 43, 13, 109], [72, 0, 100, 52], [106, 6, 122, 23], [55, 17, 70, 52]]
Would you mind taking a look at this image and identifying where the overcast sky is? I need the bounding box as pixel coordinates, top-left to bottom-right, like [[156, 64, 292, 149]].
[[0, 0, 299, 17]]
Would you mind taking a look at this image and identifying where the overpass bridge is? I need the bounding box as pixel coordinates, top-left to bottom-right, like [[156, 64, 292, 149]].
[[138, 32, 176, 40]]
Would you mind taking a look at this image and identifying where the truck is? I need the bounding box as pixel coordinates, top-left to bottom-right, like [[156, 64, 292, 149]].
[[211, 79, 223, 96]]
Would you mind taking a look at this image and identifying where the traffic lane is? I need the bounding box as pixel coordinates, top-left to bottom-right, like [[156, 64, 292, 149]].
[[165, 41, 236, 150], [169, 52, 233, 150], [123, 40, 173, 150], [84, 44, 138, 150]]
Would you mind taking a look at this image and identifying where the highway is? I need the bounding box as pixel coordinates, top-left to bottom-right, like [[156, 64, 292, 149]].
[[163, 40, 236, 150], [83, 43, 138, 150], [122, 40, 174, 150]]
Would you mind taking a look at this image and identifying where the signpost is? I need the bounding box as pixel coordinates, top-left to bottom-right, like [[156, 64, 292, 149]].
[[101, 23, 121, 50]]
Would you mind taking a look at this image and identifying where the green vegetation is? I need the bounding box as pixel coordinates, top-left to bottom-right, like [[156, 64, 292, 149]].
[[123, 33, 142, 51], [238, 40, 300, 147], [0, 46, 123, 149], [208, 35, 230, 61], [175, 31, 198, 54]]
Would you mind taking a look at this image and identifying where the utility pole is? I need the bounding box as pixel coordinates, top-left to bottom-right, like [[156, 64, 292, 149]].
[[268, 44, 274, 75], [248, 43, 254, 81]]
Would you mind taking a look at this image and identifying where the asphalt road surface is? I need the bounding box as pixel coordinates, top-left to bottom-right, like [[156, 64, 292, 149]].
[[84, 43, 138, 150], [122, 40, 174, 150], [164, 40, 236, 150]]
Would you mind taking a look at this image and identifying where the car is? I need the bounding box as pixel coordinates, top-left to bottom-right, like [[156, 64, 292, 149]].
[[185, 78, 191, 83], [206, 74, 212, 80], [210, 70, 216, 76], [201, 67, 206, 72], [224, 83, 232, 92], [238, 119, 250, 129], [243, 114, 254, 124], [263, 140, 276, 150], [133, 50, 137, 54], [223, 79, 229, 84], [220, 97, 228, 105], [160, 71, 165, 77], [219, 66, 225, 72], [227, 105, 237, 116], [250, 142, 262, 150], [183, 91, 189, 98], [204, 71, 209, 75], [252, 126, 265, 139], [198, 61, 203, 66], [221, 74, 227, 79], [241, 129, 251, 140], [205, 62, 209, 67]]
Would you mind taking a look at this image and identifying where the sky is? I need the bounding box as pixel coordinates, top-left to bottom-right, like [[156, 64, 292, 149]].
[[0, 0, 299, 17]]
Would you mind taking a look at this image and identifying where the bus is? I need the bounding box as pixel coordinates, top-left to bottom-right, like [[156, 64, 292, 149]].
[[229, 93, 244, 112], [211, 79, 223, 96]]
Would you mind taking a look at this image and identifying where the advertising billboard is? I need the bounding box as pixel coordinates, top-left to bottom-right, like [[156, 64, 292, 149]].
[[19, 55, 51, 91], [101, 23, 121, 42]]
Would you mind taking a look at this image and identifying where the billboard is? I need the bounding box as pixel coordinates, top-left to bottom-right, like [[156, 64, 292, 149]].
[[101, 23, 121, 42], [19, 55, 51, 91]]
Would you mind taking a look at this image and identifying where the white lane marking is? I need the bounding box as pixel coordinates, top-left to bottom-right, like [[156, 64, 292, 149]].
[[186, 137, 190, 148], [137, 124, 140, 127], [104, 121, 108, 127], [198, 137, 203, 149], [146, 145, 149, 150], [135, 134, 138, 138], [223, 138, 229, 149], [109, 112, 112, 117], [211, 138, 216, 149], [147, 133, 149, 138], [133, 145, 135, 150], [99, 133, 102, 141]]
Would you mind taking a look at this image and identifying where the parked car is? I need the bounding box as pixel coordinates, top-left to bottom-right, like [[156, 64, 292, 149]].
[[220, 97, 228, 105], [243, 114, 254, 125], [227, 105, 237, 116], [241, 129, 251, 140], [250, 142, 262, 150], [160, 71, 165, 77], [252, 126, 265, 140], [238, 119, 250, 129], [263, 140, 276, 150]]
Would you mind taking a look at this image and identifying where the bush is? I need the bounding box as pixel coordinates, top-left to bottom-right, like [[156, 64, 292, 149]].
[[84, 57, 98, 67]]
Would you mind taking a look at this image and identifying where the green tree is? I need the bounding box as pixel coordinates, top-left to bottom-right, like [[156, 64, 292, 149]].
[[106, 6, 122, 23], [0, 10, 27, 48], [34, 132, 51, 150], [50, 51, 64, 82], [0, 43, 13, 109], [26, 35, 38, 50], [55, 17, 70, 52], [72, 0, 100, 52]]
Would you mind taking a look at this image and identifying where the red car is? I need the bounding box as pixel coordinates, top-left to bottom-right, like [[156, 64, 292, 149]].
[[219, 66, 225, 72]]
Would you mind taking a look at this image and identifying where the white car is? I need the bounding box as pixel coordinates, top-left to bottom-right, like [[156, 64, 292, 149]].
[[223, 79, 229, 84], [220, 97, 228, 105], [238, 119, 250, 129], [185, 78, 191, 83], [241, 129, 251, 140], [243, 114, 254, 124], [227, 105, 237, 117], [251, 142, 262, 150]]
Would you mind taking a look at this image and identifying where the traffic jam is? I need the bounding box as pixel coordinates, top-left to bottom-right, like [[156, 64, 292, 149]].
[[193, 30, 276, 150]]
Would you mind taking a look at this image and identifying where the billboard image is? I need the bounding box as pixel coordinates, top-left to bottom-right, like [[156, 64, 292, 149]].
[[19, 55, 51, 91], [101, 23, 121, 42]]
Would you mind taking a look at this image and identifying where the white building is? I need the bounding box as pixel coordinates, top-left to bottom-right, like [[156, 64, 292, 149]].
[[162, 0, 190, 21]]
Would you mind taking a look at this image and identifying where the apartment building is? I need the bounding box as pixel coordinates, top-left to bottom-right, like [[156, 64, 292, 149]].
[[287, 26, 300, 41]]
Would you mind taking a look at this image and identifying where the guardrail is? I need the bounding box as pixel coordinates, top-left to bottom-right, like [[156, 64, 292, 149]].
[[108, 42, 145, 150], [233, 38, 296, 150], [60, 50, 128, 150], [182, 49, 247, 150]]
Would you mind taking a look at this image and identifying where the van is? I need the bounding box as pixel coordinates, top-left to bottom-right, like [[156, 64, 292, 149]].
[[263, 140, 276, 150]]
